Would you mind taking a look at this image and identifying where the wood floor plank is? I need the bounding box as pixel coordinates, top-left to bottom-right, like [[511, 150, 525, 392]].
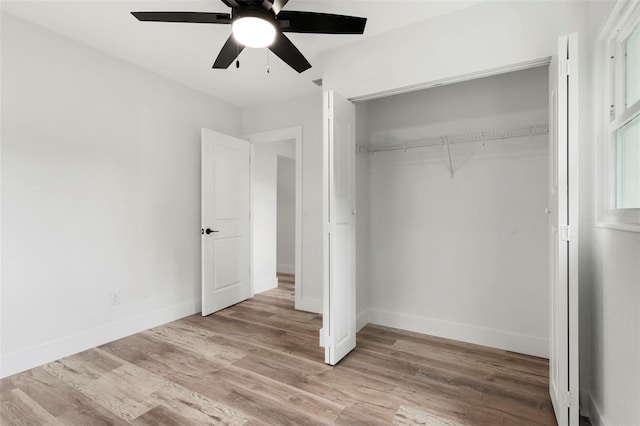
[[0, 275, 557, 425], [393, 338, 550, 383], [41, 348, 123, 388], [51, 364, 157, 421], [7, 368, 109, 421], [96, 350, 250, 425], [0, 388, 62, 426], [132, 405, 199, 426], [145, 322, 247, 364], [6, 366, 132, 426], [217, 306, 321, 332], [358, 339, 550, 405], [148, 388, 248, 426], [216, 365, 345, 423], [393, 405, 463, 426], [337, 349, 555, 425], [335, 402, 398, 425], [55, 397, 132, 426]]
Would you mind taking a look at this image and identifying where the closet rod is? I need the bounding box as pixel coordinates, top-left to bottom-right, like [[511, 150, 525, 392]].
[[358, 124, 549, 153]]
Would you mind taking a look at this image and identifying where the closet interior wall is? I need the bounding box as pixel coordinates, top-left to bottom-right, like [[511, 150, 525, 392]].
[[356, 66, 550, 357]]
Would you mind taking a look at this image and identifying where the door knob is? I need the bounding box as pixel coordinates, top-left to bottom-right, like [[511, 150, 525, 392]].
[[201, 228, 219, 235]]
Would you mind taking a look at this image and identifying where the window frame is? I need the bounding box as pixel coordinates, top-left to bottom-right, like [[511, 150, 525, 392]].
[[598, 0, 640, 232]]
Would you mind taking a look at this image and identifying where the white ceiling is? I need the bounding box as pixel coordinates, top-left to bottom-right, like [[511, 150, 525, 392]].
[[2, 0, 483, 107]]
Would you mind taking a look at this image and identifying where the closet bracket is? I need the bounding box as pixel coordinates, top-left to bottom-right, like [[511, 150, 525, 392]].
[[446, 144, 454, 178]]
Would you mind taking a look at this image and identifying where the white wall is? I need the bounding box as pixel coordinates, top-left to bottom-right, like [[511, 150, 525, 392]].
[[251, 140, 295, 293], [585, 3, 640, 424], [277, 156, 296, 274], [321, 1, 588, 101], [241, 92, 323, 313], [589, 229, 640, 425], [0, 13, 240, 377], [358, 67, 550, 357]]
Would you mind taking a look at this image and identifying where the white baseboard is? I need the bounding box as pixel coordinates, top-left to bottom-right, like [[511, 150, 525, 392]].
[[295, 296, 322, 314], [586, 392, 611, 426], [368, 308, 548, 358], [277, 264, 295, 274], [356, 309, 369, 332], [0, 299, 201, 379], [253, 277, 278, 294], [580, 387, 591, 419]]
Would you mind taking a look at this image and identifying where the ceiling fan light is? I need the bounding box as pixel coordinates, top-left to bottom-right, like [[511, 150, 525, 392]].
[[232, 16, 276, 48]]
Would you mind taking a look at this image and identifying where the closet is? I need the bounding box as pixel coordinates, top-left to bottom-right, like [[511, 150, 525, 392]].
[[356, 66, 550, 358]]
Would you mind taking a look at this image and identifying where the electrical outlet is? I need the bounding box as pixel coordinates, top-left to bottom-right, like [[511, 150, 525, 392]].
[[110, 291, 121, 306]]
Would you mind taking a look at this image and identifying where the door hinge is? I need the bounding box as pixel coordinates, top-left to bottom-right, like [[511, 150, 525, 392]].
[[561, 59, 570, 77], [319, 327, 328, 347], [560, 225, 576, 242], [560, 391, 577, 408]]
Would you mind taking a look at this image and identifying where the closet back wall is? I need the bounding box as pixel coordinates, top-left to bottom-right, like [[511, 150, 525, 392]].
[[359, 66, 550, 357]]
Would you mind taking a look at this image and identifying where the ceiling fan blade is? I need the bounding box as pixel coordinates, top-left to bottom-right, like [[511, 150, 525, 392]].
[[256, 0, 288, 15], [269, 32, 311, 73], [131, 11, 231, 24], [213, 35, 245, 69], [220, 0, 242, 8], [271, 0, 289, 15], [277, 11, 366, 34], [221, 0, 242, 9]]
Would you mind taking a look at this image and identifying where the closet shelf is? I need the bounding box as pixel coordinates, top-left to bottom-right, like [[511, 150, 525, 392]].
[[358, 124, 549, 153]]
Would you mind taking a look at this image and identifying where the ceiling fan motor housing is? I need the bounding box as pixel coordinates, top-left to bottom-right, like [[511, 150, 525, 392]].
[[232, 5, 276, 21], [231, 5, 278, 48]]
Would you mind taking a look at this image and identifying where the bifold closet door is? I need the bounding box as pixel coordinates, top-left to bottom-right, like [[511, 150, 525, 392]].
[[321, 89, 357, 365], [548, 33, 579, 426]]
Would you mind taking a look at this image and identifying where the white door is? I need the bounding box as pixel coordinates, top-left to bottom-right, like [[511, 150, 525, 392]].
[[548, 33, 579, 426], [201, 128, 251, 316], [321, 90, 356, 365]]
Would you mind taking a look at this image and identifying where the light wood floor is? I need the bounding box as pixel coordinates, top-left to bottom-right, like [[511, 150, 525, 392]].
[[1, 274, 556, 425]]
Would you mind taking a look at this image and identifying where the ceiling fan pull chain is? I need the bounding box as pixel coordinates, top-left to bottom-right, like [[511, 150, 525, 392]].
[[267, 50, 270, 74], [236, 40, 240, 69]]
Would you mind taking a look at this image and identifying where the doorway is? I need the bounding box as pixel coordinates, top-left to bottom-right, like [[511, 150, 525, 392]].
[[251, 139, 296, 294], [276, 155, 296, 287], [244, 127, 303, 308]]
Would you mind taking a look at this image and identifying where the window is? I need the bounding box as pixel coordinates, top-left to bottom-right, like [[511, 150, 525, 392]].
[[625, 23, 640, 108], [616, 115, 639, 208], [600, 1, 640, 230]]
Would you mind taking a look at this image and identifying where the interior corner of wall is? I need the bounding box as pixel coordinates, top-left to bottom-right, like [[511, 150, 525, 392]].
[[585, 391, 610, 426], [356, 309, 369, 332], [295, 296, 322, 314]]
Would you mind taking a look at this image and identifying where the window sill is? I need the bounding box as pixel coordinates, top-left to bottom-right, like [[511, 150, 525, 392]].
[[597, 209, 640, 233], [596, 221, 640, 233]]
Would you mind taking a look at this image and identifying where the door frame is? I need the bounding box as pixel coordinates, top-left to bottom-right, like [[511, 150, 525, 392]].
[[243, 126, 304, 308]]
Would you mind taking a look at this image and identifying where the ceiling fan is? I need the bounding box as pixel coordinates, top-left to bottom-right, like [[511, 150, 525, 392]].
[[132, 0, 367, 73]]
